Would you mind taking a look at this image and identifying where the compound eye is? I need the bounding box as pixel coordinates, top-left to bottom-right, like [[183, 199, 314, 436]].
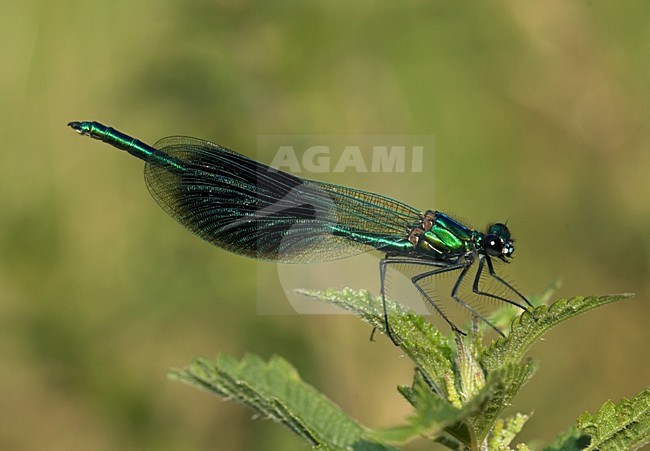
[[484, 234, 504, 257]]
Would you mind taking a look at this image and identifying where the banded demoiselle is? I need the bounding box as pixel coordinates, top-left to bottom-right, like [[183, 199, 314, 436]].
[[69, 121, 532, 343]]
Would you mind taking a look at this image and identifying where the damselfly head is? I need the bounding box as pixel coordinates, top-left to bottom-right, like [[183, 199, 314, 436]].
[[484, 223, 515, 262]]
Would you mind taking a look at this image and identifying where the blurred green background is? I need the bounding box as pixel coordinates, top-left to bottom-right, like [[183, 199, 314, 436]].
[[1, 1, 648, 450]]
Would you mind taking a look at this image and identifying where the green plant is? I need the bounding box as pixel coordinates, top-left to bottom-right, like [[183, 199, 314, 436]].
[[170, 287, 648, 450]]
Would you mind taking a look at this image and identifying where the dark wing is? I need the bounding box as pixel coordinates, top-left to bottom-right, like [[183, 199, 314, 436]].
[[144, 136, 421, 263]]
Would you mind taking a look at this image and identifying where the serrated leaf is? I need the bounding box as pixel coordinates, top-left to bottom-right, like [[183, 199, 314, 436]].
[[455, 334, 486, 404], [373, 362, 515, 447], [433, 434, 466, 450], [543, 425, 591, 451], [481, 294, 633, 371], [375, 360, 537, 448], [489, 280, 562, 330], [372, 370, 462, 444], [487, 413, 530, 449], [297, 288, 454, 397], [170, 354, 397, 451], [577, 386, 650, 451], [463, 360, 538, 443]]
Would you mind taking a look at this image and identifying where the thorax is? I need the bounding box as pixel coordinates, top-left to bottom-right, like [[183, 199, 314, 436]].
[[408, 211, 480, 260]]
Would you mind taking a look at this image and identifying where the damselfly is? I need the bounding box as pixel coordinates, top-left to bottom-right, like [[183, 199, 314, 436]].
[[69, 121, 532, 343]]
